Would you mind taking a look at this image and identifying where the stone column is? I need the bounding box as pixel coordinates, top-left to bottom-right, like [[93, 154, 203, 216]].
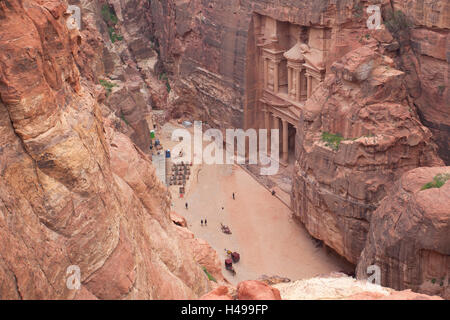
[[264, 109, 271, 152], [295, 69, 301, 101], [264, 109, 271, 131], [282, 119, 289, 163], [273, 114, 279, 131], [274, 62, 279, 94], [264, 58, 268, 89], [272, 115, 280, 158], [287, 67, 292, 96], [307, 74, 312, 99]]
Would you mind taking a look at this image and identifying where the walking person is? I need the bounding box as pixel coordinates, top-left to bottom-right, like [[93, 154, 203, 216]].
[[232, 192, 235, 200], [204, 218, 207, 226], [185, 202, 188, 210], [201, 219, 203, 226]]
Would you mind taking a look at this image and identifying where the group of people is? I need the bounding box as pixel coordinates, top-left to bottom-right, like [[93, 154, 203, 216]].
[[184, 192, 237, 227]]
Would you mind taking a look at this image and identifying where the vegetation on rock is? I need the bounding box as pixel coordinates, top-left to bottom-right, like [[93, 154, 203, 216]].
[[99, 79, 116, 95], [321, 132, 345, 151], [421, 173, 450, 190], [101, 5, 123, 43], [202, 267, 217, 282]]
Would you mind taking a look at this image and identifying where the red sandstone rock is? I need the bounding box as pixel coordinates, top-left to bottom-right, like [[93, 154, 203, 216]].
[[146, 0, 448, 165], [357, 167, 450, 299], [170, 212, 188, 227], [172, 226, 227, 285], [389, 1, 449, 164], [1, 0, 448, 301], [348, 290, 443, 300], [292, 45, 443, 265], [0, 0, 212, 299], [237, 281, 282, 300], [200, 286, 233, 300]]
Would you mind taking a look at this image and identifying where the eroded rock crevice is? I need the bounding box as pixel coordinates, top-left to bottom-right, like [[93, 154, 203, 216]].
[[0, 0, 448, 300]]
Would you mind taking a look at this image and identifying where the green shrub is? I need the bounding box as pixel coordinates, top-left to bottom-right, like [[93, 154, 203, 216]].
[[421, 173, 450, 191], [99, 79, 116, 95], [321, 132, 345, 151], [101, 5, 123, 43], [108, 26, 123, 43], [202, 267, 217, 282], [159, 73, 171, 93], [101, 4, 118, 25]]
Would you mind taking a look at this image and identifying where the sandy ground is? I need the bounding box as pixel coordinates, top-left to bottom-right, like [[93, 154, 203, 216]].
[[159, 122, 353, 285]]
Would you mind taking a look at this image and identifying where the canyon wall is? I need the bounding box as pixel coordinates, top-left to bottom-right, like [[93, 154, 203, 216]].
[[390, 0, 449, 164], [0, 0, 448, 299], [68, 0, 168, 153], [292, 45, 443, 264], [0, 0, 216, 299], [145, 0, 449, 297], [357, 166, 450, 299], [147, 0, 448, 163]]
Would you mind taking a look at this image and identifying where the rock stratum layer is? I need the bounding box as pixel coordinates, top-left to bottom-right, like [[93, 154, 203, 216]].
[[147, 0, 448, 163], [292, 45, 443, 265], [0, 0, 448, 300], [357, 166, 450, 299], [145, 0, 449, 297], [273, 273, 443, 300], [199, 275, 443, 300], [0, 0, 215, 299]]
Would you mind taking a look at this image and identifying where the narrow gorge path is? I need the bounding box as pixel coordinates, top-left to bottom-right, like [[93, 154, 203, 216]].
[[172, 162, 353, 286]]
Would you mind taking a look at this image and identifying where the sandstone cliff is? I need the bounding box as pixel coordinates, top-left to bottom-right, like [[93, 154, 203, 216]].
[[144, 0, 449, 298], [146, 0, 448, 163], [273, 273, 443, 300], [357, 166, 450, 299], [292, 45, 443, 265], [0, 0, 214, 299], [69, 0, 168, 153], [1, 0, 448, 300], [199, 275, 443, 300], [389, 0, 449, 164]]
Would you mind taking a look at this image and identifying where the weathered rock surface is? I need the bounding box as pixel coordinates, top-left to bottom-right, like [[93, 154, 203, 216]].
[[389, 0, 449, 164], [146, 0, 449, 296], [237, 280, 282, 300], [202, 280, 283, 301], [200, 286, 233, 300], [172, 218, 228, 286], [274, 273, 443, 300], [146, 0, 448, 160], [292, 45, 443, 265], [0, 0, 214, 299], [170, 211, 187, 227], [200, 275, 442, 300], [201, 281, 283, 301], [1, 0, 448, 300], [357, 167, 450, 299], [69, 0, 167, 153]]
